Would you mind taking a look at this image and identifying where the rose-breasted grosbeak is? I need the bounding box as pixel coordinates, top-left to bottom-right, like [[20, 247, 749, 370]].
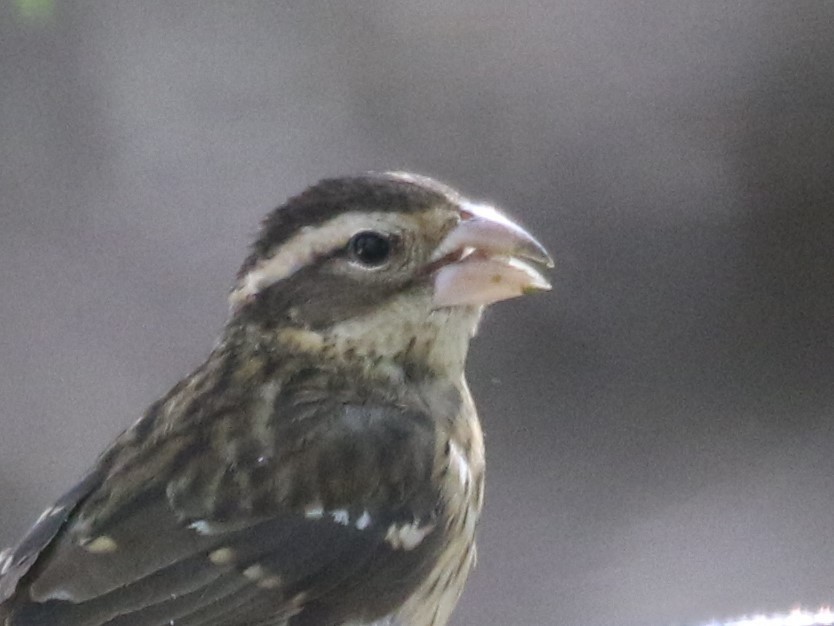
[[0, 173, 551, 626]]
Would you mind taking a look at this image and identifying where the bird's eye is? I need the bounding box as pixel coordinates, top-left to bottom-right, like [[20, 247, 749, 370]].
[[348, 231, 393, 267]]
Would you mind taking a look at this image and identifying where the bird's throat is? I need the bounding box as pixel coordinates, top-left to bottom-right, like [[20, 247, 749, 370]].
[[235, 297, 483, 385]]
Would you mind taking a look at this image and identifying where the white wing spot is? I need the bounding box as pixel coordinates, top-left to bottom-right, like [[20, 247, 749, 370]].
[[330, 509, 350, 525], [257, 575, 283, 590], [208, 547, 235, 565], [242, 564, 266, 581], [355, 510, 372, 530], [41, 588, 75, 601], [188, 520, 216, 535], [240, 563, 283, 591], [82, 535, 118, 554], [291, 591, 308, 608], [385, 521, 435, 550], [304, 504, 324, 520]]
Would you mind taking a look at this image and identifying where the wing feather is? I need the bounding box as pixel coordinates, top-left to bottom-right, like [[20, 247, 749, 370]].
[[0, 469, 102, 605], [1, 396, 445, 626]]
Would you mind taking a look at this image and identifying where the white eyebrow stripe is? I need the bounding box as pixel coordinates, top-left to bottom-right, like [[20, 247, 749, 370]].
[[229, 211, 401, 307]]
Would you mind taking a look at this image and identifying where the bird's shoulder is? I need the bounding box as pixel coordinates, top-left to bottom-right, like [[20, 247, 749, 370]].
[[0, 349, 466, 625]]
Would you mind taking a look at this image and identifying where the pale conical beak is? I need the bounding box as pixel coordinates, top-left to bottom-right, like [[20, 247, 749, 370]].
[[431, 201, 553, 307]]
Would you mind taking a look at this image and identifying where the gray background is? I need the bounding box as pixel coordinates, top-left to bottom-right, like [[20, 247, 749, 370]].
[[1, 2, 833, 625]]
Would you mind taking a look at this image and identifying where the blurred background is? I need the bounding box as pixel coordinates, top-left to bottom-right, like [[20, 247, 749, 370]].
[[1, 2, 833, 625]]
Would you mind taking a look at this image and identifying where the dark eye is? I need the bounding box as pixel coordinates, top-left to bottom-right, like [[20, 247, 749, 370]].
[[348, 231, 393, 267]]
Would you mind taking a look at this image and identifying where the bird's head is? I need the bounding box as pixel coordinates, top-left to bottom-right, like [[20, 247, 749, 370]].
[[228, 173, 552, 379]]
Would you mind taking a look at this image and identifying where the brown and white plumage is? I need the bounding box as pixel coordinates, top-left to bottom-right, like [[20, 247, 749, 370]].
[[0, 173, 550, 626]]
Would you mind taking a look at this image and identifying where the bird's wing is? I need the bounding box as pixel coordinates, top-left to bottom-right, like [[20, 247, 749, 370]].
[[0, 468, 103, 605], [0, 398, 444, 626]]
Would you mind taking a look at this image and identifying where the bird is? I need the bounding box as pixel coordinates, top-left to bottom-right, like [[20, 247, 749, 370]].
[[0, 172, 552, 626]]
